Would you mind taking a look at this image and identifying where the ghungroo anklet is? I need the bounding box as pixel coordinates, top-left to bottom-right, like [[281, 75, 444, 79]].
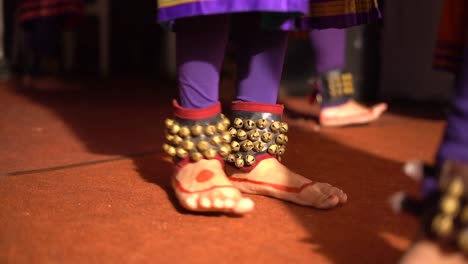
[[226, 101, 288, 170], [163, 100, 232, 168]]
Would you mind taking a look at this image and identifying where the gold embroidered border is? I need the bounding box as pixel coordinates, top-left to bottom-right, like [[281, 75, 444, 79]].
[[308, 0, 378, 17], [158, 0, 210, 9]]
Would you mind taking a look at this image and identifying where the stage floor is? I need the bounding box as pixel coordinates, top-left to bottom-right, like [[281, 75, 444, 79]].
[[0, 79, 447, 263]]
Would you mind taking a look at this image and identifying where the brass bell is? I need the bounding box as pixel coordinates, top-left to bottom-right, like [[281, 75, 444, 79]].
[[162, 143, 170, 152], [197, 141, 210, 151], [216, 122, 226, 132], [241, 140, 254, 151], [191, 125, 204, 136], [268, 144, 278, 155], [182, 140, 195, 151], [205, 125, 216, 136], [440, 195, 460, 215], [233, 118, 244, 129], [270, 121, 281, 132], [176, 147, 189, 158], [165, 118, 175, 128], [231, 141, 240, 152], [204, 149, 217, 159], [170, 124, 181, 134], [244, 119, 255, 130], [219, 144, 231, 157], [210, 136, 222, 146], [221, 118, 231, 127], [237, 129, 248, 141], [166, 134, 174, 143], [226, 154, 236, 163], [261, 132, 273, 142], [458, 229, 468, 252], [248, 130, 260, 141], [235, 158, 245, 168], [172, 135, 183, 145], [245, 155, 256, 166], [257, 119, 268, 129], [191, 152, 203, 162], [448, 177, 464, 197], [178, 126, 191, 137], [431, 214, 453, 237], [221, 132, 232, 143], [228, 127, 238, 137], [277, 146, 286, 155], [166, 145, 176, 156], [276, 134, 288, 145], [253, 141, 265, 152], [280, 122, 289, 133]]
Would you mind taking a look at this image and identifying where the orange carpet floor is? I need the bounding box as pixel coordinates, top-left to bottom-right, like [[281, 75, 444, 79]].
[[0, 79, 447, 263]]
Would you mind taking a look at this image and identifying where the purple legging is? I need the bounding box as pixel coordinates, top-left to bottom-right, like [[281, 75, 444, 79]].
[[436, 45, 468, 164], [309, 29, 346, 74], [176, 14, 288, 109]]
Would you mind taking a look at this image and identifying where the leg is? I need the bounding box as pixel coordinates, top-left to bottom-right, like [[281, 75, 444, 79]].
[[226, 21, 347, 209], [164, 15, 254, 214], [234, 13, 288, 104], [283, 29, 387, 128], [309, 29, 346, 75], [176, 15, 229, 109]]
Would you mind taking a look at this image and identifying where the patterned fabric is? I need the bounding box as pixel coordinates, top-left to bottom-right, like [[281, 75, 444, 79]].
[[157, 0, 380, 29], [434, 0, 467, 74], [299, 0, 380, 29], [18, 0, 84, 26]]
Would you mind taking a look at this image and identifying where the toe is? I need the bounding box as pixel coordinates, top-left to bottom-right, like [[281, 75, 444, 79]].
[[224, 199, 235, 209], [371, 103, 388, 117], [233, 198, 255, 214], [184, 195, 198, 210], [318, 195, 340, 209], [199, 197, 212, 209]]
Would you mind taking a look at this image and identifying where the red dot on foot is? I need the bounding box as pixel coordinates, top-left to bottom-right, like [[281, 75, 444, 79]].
[[196, 169, 215, 183]]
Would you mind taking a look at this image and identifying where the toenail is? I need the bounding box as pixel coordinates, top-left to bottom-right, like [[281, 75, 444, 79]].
[[224, 199, 234, 208], [196, 169, 215, 183], [213, 199, 223, 208], [186, 197, 197, 209], [200, 197, 211, 208]]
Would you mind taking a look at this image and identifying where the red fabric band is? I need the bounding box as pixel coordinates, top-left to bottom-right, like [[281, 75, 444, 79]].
[[231, 101, 284, 115], [173, 100, 221, 120]]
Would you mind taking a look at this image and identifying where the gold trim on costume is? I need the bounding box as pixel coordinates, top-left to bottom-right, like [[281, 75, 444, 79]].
[[158, 0, 210, 8], [308, 0, 378, 17]]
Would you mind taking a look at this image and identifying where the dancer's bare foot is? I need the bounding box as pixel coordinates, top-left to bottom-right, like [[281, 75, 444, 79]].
[[400, 241, 466, 264], [174, 159, 254, 214], [281, 96, 387, 128], [320, 100, 387, 127], [226, 158, 347, 209]]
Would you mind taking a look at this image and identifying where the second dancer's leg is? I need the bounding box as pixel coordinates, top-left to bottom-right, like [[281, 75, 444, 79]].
[[283, 29, 387, 127]]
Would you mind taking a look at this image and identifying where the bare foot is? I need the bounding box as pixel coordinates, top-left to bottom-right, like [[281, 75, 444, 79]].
[[281, 96, 387, 128], [320, 100, 387, 127], [400, 241, 466, 264], [226, 158, 347, 209], [174, 159, 254, 214]]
